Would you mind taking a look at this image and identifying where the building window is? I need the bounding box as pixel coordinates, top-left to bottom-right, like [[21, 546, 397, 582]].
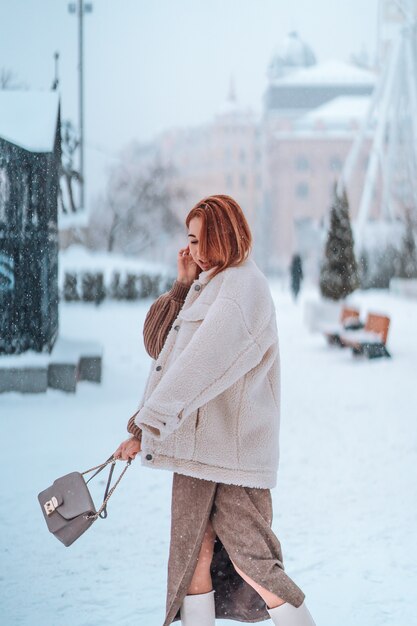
[[296, 155, 309, 171], [330, 156, 343, 171], [224, 147, 232, 163], [296, 182, 309, 198], [239, 149, 246, 163], [225, 173, 233, 188], [255, 174, 262, 189], [240, 174, 246, 188]]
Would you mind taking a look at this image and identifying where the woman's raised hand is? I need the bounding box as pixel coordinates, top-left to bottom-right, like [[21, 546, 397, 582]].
[[177, 246, 199, 285]]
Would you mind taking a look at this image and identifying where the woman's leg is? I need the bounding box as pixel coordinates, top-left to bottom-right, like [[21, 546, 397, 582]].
[[164, 473, 218, 626], [187, 519, 217, 595], [229, 558, 286, 609]]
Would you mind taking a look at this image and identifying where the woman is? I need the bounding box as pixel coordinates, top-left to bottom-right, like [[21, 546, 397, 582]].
[[114, 195, 316, 626]]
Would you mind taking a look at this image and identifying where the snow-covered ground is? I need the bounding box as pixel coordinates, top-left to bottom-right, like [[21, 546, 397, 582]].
[[1, 283, 416, 626]]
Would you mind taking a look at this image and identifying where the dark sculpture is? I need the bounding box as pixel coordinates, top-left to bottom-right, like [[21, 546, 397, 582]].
[[0, 94, 61, 354]]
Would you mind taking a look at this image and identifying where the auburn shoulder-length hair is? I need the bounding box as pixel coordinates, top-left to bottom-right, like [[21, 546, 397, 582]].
[[185, 195, 253, 280]]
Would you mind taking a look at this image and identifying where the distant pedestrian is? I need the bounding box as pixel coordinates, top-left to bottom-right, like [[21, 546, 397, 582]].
[[290, 253, 303, 301], [114, 195, 316, 626]]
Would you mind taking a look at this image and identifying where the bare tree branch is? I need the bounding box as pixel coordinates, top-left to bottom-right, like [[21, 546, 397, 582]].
[[87, 148, 186, 256], [0, 67, 27, 90]]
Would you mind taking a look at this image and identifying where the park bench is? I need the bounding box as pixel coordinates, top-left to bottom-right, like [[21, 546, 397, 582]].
[[338, 313, 391, 359], [324, 307, 364, 346]]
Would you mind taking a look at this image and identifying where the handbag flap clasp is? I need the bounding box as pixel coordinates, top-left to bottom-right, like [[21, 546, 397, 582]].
[[44, 496, 59, 516]]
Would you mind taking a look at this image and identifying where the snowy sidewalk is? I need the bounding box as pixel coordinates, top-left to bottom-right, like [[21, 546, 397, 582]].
[[0, 285, 416, 626]]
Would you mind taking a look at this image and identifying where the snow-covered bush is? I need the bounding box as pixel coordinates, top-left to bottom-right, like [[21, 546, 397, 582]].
[[359, 245, 400, 289], [122, 274, 140, 300], [358, 212, 417, 289], [81, 272, 106, 305], [59, 246, 176, 303], [63, 272, 80, 302], [109, 271, 124, 300], [137, 273, 164, 299], [61, 269, 174, 302]]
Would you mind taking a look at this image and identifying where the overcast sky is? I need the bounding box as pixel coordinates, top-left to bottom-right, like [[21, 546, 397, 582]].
[[0, 0, 379, 205]]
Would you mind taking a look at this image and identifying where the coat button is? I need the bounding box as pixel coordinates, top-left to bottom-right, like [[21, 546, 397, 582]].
[[145, 454, 153, 461], [194, 284, 201, 291], [156, 365, 162, 371], [174, 325, 180, 331]]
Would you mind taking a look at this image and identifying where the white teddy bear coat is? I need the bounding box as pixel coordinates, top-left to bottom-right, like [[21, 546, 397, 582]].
[[134, 257, 281, 488]]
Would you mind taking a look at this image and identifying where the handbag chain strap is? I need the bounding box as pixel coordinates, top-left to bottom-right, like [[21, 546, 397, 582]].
[[82, 455, 132, 521], [90, 459, 131, 520], [82, 456, 116, 480]]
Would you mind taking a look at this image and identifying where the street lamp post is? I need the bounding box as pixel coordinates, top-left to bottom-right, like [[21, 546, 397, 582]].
[[68, 0, 93, 212]]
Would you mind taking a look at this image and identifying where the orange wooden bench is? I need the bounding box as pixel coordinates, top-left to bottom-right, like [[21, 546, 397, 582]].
[[324, 307, 363, 346], [338, 313, 391, 358]]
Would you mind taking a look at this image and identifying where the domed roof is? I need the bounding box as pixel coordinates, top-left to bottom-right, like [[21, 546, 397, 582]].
[[268, 31, 317, 80]]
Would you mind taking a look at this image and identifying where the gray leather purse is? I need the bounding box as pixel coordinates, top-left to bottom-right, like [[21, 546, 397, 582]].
[[38, 455, 131, 547]]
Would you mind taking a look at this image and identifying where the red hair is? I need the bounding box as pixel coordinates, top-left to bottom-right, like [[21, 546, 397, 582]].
[[185, 194, 253, 280]]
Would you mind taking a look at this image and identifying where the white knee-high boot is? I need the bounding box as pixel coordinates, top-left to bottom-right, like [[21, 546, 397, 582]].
[[267, 599, 316, 626], [180, 589, 215, 626]]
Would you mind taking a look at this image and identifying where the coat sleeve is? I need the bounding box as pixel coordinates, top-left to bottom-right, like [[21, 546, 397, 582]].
[[126, 279, 190, 440], [143, 280, 191, 359], [134, 295, 274, 441]]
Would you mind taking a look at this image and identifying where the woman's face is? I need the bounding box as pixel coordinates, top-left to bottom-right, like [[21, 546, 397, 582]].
[[187, 216, 214, 271]]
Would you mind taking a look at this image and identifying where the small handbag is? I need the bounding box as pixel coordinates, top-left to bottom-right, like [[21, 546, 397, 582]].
[[38, 455, 131, 547]]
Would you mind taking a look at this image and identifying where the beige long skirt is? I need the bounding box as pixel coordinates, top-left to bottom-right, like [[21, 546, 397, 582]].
[[163, 472, 305, 625]]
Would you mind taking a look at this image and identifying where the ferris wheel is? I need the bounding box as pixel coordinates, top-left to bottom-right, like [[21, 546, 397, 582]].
[[338, 0, 417, 250]]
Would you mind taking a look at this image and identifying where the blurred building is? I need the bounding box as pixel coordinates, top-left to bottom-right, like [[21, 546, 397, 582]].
[[157, 81, 262, 243], [154, 32, 376, 275], [262, 41, 375, 275]]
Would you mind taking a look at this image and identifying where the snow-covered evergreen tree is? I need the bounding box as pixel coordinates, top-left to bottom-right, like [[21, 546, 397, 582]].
[[319, 186, 359, 300]]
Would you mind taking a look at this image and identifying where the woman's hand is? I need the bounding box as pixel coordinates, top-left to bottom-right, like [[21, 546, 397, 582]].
[[177, 246, 199, 285], [113, 436, 142, 461]]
